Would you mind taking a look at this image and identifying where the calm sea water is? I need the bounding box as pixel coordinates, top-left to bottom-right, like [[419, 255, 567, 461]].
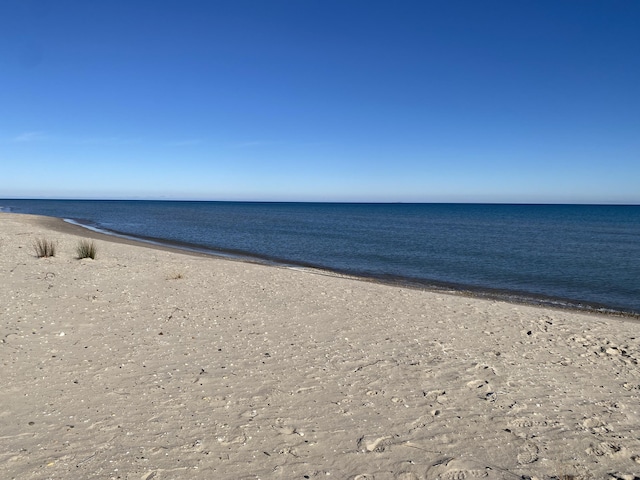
[[2, 200, 639, 315]]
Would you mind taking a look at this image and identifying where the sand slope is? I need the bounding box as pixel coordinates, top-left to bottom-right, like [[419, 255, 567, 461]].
[[1, 212, 640, 479]]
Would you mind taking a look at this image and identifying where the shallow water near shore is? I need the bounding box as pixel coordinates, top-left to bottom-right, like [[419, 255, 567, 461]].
[[2, 199, 640, 315]]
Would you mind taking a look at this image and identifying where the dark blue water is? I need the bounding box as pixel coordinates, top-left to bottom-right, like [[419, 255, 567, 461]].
[[2, 200, 640, 315]]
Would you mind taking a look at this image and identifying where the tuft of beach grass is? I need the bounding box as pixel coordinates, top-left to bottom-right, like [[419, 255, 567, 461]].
[[33, 238, 56, 258], [76, 239, 97, 259]]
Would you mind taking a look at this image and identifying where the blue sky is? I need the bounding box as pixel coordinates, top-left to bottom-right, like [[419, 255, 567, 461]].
[[1, 0, 639, 203]]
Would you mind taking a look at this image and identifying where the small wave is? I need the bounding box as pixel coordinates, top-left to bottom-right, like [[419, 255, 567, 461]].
[[64, 218, 108, 233]]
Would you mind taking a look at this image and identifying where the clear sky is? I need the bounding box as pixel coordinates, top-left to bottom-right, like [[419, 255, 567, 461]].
[[1, 1, 639, 203]]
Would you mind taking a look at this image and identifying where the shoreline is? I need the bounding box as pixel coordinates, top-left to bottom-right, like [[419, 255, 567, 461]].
[[41, 212, 640, 319], [2, 210, 640, 479]]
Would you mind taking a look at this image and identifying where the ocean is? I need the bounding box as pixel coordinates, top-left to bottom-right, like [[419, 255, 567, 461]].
[[2, 200, 639, 316]]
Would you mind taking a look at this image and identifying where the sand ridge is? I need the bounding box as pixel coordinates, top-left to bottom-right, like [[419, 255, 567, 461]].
[[1, 212, 640, 479]]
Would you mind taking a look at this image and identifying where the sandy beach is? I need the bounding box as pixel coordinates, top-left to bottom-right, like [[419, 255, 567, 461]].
[[1, 212, 639, 480]]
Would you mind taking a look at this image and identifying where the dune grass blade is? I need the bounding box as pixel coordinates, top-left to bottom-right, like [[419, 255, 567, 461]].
[[76, 239, 97, 259], [34, 238, 56, 258]]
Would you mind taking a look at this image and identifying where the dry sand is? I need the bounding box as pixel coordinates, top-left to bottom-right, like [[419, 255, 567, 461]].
[[1, 212, 640, 480]]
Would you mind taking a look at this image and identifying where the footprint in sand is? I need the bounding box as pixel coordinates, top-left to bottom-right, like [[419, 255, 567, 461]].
[[425, 458, 505, 479], [423, 389, 448, 405], [586, 441, 622, 457], [581, 416, 609, 433], [408, 413, 438, 433], [595, 399, 620, 410], [467, 363, 498, 376], [508, 418, 549, 429], [394, 473, 421, 480], [466, 379, 490, 390], [516, 442, 539, 464], [357, 434, 396, 453], [607, 474, 640, 480], [465, 379, 498, 401]]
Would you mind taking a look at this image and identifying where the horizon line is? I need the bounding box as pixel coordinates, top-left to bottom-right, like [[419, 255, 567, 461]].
[[2, 197, 639, 207]]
